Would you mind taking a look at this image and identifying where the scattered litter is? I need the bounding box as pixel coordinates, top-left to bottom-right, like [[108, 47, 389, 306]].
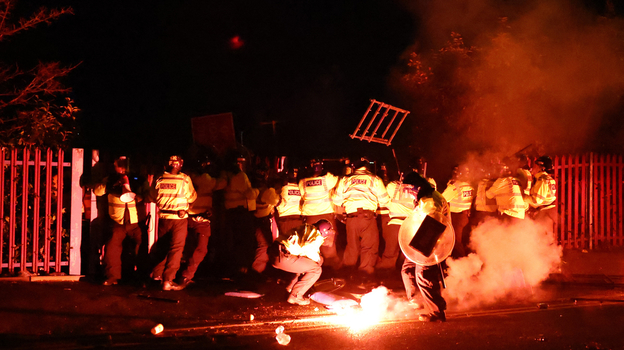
[[224, 291, 264, 299], [310, 291, 359, 312], [151, 324, 164, 335], [537, 303, 548, 309], [275, 326, 290, 345]]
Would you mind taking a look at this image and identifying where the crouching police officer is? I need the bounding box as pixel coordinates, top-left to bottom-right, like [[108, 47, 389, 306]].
[[270, 220, 334, 305]]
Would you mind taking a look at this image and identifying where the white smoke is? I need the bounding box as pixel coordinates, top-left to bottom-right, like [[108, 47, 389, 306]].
[[444, 217, 562, 310]]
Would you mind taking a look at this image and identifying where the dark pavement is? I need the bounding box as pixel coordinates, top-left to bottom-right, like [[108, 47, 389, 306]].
[[1, 248, 624, 349]]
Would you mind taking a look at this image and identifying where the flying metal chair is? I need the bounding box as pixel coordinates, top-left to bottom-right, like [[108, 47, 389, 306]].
[[349, 99, 410, 147]]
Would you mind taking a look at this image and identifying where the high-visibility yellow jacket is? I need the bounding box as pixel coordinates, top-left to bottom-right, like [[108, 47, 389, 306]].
[[474, 178, 498, 212], [276, 183, 303, 217], [93, 175, 143, 225], [516, 168, 533, 196], [275, 224, 325, 262], [386, 181, 417, 225], [332, 167, 390, 214], [155, 172, 197, 219], [189, 173, 226, 222], [299, 173, 339, 216], [526, 171, 557, 208], [486, 176, 526, 219], [441, 180, 474, 213], [221, 170, 258, 210], [255, 186, 280, 218]]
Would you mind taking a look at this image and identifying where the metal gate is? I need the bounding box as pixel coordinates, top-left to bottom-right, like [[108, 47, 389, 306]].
[[554, 153, 624, 249], [1, 147, 83, 276]]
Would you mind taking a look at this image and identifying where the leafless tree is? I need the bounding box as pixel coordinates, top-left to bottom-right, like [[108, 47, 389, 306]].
[[0, 0, 78, 147]]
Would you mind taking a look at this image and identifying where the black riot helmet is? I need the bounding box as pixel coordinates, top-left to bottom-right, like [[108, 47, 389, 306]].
[[534, 156, 554, 173], [310, 158, 323, 176], [403, 172, 434, 201], [354, 157, 373, 170]]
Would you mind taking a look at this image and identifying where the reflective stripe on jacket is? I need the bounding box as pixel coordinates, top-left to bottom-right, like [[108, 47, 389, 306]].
[[486, 176, 526, 219], [156, 172, 197, 219], [332, 168, 390, 214], [441, 181, 474, 213], [527, 172, 557, 208], [299, 173, 339, 216], [474, 179, 498, 212], [107, 194, 138, 225], [386, 181, 417, 225], [276, 183, 303, 217]]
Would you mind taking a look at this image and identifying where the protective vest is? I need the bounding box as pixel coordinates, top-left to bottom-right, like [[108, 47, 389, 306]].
[[221, 170, 258, 210], [156, 172, 197, 219], [276, 183, 303, 217], [275, 224, 324, 262], [254, 186, 280, 218], [299, 173, 339, 216], [527, 171, 557, 208], [189, 173, 226, 222], [486, 176, 526, 219], [93, 176, 139, 225], [441, 181, 474, 213], [386, 181, 417, 226], [332, 168, 390, 214], [516, 168, 533, 196], [474, 179, 498, 212]]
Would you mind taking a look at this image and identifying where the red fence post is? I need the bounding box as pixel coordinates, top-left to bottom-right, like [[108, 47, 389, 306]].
[[20, 148, 30, 271], [0, 148, 4, 271], [32, 148, 41, 272], [9, 149, 17, 273]]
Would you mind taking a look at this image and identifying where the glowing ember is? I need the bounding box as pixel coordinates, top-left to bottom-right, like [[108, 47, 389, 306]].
[[325, 286, 417, 333]]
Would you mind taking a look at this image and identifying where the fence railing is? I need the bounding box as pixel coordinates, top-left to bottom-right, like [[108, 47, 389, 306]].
[[554, 153, 624, 249], [2, 149, 623, 277], [1, 147, 83, 276]]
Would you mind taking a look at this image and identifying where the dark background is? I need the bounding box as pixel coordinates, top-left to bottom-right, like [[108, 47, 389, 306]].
[[4, 0, 623, 180], [6, 1, 414, 166]]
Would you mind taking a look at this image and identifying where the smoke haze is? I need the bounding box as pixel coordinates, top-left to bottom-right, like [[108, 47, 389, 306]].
[[393, 0, 624, 177], [444, 217, 562, 310]]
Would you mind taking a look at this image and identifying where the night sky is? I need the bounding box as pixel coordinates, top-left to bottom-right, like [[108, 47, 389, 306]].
[[8, 0, 415, 165], [5, 0, 624, 180]]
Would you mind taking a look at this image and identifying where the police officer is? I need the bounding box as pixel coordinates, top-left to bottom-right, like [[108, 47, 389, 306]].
[[220, 151, 259, 277], [299, 159, 340, 269], [150, 155, 197, 291], [95, 156, 148, 286], [251, 163, 280, 275], [333, 157, 390, 281], [527, 156, 557, 235], [400, 172, 449, 322], [380, 169, 419, 272], [471, 165, 498, 226], [441, 165, 474, 258], [270, 220, 334, 305], [276, 168, 304, 235], [176, 154, 226, 289], [486, 159, 526, 223]]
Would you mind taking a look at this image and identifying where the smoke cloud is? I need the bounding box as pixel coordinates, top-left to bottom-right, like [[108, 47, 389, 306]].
[[444, 217, 562, 310], [393, 0, 624, 176]]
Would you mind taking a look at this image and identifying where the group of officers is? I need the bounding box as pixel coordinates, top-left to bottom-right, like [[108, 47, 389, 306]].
[[90, 150, 557, 323]]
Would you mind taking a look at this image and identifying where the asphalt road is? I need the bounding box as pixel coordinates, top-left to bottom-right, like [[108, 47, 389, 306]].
[[1, 276, 623, 349]]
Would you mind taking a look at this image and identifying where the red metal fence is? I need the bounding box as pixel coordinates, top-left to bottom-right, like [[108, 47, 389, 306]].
[[554, 153, 624, 249], [2, 148, 623, 277], [1, 147, 83, 276]]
